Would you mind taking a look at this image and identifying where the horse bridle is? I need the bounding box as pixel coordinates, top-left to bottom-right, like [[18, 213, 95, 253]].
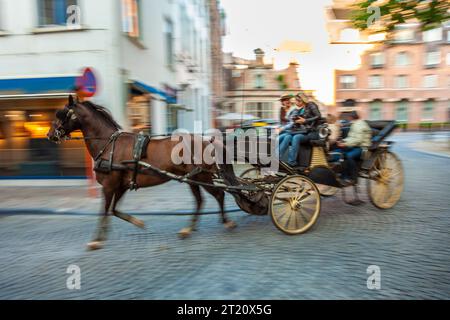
[[54, 108, 78, 142]]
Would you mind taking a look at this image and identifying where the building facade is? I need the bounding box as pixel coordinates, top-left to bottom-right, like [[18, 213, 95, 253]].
[[334, 24, 450, 127], [223, 49, 324, 123], [0, 0, 217, 178]]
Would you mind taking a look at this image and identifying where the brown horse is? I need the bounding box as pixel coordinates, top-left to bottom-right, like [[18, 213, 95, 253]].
[[47, 96, 236, 250]]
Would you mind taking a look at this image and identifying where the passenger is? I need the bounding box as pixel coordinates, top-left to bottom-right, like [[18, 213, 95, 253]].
[[277, 94, 303, 160], [326, 113, 341, 150], [335, 111, 372, 185], [284, 92, 322, 167]]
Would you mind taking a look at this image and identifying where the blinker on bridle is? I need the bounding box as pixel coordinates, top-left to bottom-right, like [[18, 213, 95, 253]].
[[54, 108, 77, 142]]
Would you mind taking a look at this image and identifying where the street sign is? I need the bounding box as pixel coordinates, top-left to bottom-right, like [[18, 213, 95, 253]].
[[76, 67, 97, 98]]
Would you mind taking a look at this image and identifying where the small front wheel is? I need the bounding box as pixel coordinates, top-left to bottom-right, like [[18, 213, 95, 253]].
[[270, 175, 321, 235]]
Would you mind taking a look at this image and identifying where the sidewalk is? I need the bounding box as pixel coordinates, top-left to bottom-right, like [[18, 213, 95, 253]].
[[410, 132, 450, 158], [0, 180, 240, 216]]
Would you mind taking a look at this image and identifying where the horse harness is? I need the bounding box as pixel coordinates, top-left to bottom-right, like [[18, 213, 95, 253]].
[[94, 131, 151, 190]]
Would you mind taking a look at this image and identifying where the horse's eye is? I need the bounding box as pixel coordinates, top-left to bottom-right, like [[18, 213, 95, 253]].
[[56, 110, 66, 120]]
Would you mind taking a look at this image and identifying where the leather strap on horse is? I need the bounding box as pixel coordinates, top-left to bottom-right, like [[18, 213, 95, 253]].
[[129, 132, 151, 191], [93, 131, 122, 173]]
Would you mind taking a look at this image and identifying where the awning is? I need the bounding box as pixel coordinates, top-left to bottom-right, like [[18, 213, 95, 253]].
[[132, 80, 177, 104], [0, 76, 77, 99]]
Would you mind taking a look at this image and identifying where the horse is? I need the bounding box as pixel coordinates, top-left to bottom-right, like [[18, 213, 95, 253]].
[[47, 96, 236, 250]]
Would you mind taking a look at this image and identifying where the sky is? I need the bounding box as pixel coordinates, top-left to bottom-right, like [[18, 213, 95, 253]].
[[220, 0, 372, 105]]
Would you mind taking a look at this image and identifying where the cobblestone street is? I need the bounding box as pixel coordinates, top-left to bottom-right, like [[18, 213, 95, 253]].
[[0, 133, 449, 299]]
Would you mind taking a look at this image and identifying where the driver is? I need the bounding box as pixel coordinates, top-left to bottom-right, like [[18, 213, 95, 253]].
[[335, 111, 372, 185]]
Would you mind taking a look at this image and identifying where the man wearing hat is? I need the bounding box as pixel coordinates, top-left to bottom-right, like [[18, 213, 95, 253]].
[[279, 92, 322, 166], [279, 94, 294, 126]]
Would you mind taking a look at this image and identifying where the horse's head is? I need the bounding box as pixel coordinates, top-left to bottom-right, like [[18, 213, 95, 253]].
[[47, 95, 82, 143]]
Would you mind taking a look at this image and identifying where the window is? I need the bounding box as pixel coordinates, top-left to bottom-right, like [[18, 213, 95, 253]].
[[422, 100, 434, 121], [369, 101, 383, 121], [254, 74, 265, 89], [395, 51, 410, 66], [180, 4, 191, 53], [425, 51, 441, 67], [395, 100, 409, 122], [369, 52, 385, 68], [423, 75, 438, 88], [246, 102, 273, 119], [164, 18, 174, 68], [447, 30, 450, 42], [121, 0, 141, 38], [368, 75, 383, 89], [394, 28, 414, 42], [423, 27, 442, 42], [394, 75, 409, 88], [339, 75, 356, 89], [38, 0, 78, 27]]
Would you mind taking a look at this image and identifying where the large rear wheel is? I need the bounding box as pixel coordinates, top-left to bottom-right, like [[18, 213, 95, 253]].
[[367, 151, 404, 209], [270, 175, 321, 235]]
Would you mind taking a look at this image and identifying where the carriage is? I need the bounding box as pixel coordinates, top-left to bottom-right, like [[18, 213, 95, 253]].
[[215, 119, 404, 235], [48, 98, 404, 248]]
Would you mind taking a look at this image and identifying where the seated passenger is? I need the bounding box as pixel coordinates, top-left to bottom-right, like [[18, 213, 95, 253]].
[[285, 92, 322, 167], [326, 113, 341, 150], [277, 94, 305, 160], [335, 111, 372, 185]]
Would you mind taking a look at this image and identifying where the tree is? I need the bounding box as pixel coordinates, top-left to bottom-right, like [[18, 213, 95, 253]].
[[351, 0, 449, 35]]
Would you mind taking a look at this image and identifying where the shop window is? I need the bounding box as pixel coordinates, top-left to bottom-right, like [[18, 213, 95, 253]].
[[369, 101, 383, 121], [422, 100, 434, 121], [395, 100, 409, 122]]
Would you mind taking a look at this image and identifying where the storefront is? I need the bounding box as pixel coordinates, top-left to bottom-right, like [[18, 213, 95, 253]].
[[128, 81, 178, 134], [0, 76, 86, 178]]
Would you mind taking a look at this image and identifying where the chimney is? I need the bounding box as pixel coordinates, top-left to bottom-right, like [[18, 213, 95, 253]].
[[254, 48, 265, 66]]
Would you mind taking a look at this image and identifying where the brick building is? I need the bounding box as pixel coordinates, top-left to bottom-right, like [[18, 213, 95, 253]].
[[223, 49, 324, 121], [333, 23, 450, 128]]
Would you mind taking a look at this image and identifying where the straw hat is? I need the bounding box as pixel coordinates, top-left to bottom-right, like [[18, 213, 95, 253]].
[[279, 93, 294, 101]]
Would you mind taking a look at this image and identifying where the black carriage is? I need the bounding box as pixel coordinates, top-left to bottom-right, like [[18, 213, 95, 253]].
[[221, 120, 404, 235]]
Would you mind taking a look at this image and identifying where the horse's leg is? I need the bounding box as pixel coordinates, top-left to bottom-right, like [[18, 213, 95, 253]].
[[112, 187, 145, 229], [179, 184, 203, 239], [87, 188, 113, 251], [202, 184, 237, 230]]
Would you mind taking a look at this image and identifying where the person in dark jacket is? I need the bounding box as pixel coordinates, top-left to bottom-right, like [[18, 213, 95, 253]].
[[285, 92, 322, 166]]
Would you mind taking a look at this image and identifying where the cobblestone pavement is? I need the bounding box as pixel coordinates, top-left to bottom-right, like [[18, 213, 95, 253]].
[[0, 133, 449, 299]]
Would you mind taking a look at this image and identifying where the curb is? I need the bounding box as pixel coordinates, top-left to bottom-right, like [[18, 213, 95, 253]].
[[408, 143, 450, 160], [0, 207, 244, 217]]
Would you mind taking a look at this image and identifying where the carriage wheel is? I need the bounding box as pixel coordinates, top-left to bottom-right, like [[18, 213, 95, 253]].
[[270, 175, 321, 235], [239, 167, 264, 180], [367, 151, 404, 209]]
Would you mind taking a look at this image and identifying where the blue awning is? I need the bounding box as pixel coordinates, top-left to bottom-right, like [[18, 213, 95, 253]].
[[0, 76, 77, 96], [132, 80, 177, 104]]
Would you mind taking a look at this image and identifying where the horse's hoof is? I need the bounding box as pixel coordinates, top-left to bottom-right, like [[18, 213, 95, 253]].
[[224, 220, 237, 230], [86, 241, 104, 251], [178, 228, 192, 239], [131, 218, 146, 229]]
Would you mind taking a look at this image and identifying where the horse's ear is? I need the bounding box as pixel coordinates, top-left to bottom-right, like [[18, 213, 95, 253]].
[[68, 95, 74, 106]]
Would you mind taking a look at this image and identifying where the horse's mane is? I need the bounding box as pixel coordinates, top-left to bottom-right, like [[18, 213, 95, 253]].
[[81, 101, 122, 130]]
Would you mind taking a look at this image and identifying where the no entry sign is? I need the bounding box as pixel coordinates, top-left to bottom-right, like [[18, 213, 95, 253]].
[[76, 67, 97, 98]]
